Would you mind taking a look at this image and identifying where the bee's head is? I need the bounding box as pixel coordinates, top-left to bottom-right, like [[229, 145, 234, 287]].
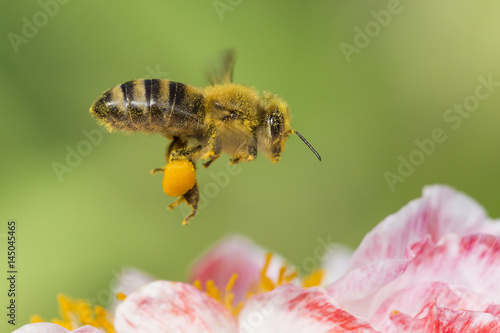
[[259, 93, 321, 163], [259, 94, 292, 163]]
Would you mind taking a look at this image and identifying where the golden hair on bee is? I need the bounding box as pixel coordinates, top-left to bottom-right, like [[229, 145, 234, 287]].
[[90, 50, 321, 225]]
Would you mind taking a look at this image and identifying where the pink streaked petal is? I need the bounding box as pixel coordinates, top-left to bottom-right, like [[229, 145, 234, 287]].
[[371, 282, 493, 328], [12, 323, 71, 333], [238, 284, 380, 333], [349, 185, 489, 270], [114, 280, 236, 333], [486, 305, 500, 317], [189, 235, 285, 303], [385, 234, 500, 302], [322, 244, 352, 284], [326, 258, 411, 317], [362, 234, 500, 323], [381, 302, 500, 333]]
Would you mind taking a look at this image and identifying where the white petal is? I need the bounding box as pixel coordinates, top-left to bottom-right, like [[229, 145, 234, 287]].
[[72, 326, 105, 333], [12, 323, 70, 333], [109, 267, 155, 313], [321, 244, 352, 284]]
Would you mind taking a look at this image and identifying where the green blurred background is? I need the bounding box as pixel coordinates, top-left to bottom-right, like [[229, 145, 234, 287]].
[[2, 0, 500, 329]]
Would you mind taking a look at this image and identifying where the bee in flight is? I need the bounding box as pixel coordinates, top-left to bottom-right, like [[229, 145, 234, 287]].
[[90, 51, 321, 225]]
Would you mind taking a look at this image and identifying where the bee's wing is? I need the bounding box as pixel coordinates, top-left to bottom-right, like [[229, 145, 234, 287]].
[[207, 49, 235, 85]]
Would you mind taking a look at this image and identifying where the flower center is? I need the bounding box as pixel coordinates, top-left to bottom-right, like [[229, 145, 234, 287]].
[[31, 294, 115, 333], [193, 252, 325, 315]]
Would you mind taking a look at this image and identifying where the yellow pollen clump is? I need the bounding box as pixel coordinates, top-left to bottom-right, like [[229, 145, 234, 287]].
[[162, 160, 196, 197], [30, 294, 115, 333]]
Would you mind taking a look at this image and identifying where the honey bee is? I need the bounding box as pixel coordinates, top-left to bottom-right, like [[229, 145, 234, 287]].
[[90, 51, 321, 225]]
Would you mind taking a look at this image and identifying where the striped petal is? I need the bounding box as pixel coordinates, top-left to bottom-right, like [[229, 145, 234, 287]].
[[371, 281, 494, 328], [372, 234, 500, 309], [114, 280, 236, 333], [381, 301, 500, 333], [238, 284, 380, 333], [348, 185, 491, 271]]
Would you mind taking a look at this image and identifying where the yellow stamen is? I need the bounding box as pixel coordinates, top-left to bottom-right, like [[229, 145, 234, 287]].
[[302, 268, 325, 288], [30, 315, 44, 323], [116, 292, 127, 301], [259, 252, 276, 292], [225, 273, 238, 292], [193, 279, 202, 290], [206, 280, 221, 301], [95, 306, 116, 333], [31, 295, 115, 333], [223, 274, 238, 313]]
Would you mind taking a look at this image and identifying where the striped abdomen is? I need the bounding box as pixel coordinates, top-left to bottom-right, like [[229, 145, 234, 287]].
[[90, 79, 205, 136]]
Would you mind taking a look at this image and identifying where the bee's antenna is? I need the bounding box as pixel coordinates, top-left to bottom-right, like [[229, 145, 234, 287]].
[[292, 130, 322, 161]]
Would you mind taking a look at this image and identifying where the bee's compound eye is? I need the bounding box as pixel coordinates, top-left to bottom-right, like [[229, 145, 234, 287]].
[[162, 160, 196, 197], [267, 113, 284, 139]]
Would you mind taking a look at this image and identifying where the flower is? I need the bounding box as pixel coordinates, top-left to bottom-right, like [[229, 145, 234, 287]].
[[13, 323, 105, 333], [15, 185, 500, 332], [326, 185, 500, 331]]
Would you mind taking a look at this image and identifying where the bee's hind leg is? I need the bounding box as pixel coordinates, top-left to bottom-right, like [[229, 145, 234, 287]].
[[151, 167, 164, 175], [168, 182, 200, 226], [151, 137, 187, 175]]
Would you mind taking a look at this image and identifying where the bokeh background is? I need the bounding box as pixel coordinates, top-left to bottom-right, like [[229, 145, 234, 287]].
[[2, 0, 500, 329]]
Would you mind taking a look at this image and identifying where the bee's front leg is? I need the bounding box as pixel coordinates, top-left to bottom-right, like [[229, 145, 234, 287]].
[[230, 134, 257, 164]]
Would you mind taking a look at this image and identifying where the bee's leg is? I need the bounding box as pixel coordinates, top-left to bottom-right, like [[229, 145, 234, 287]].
[[151, 167, 164, 175], [230, 135, 257, 164], [203, 135, 222, 168], [169, 145, 203, 162], [168, 181, 199, 226], [152, 137, 187, 175]]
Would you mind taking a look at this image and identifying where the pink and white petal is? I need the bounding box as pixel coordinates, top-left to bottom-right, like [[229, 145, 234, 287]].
[[326, 258, 411, 317], [362, 234, 500, 323], [479, 218, 500, 236], [486, 305, 500, 317], [321, 244, 353, 284], [111, 267, 156, 296], [238, 284, 380, 333], [109, 267, 156, 313], [12, 323, 71, 333], [371, 281, 493, 329], [381, 302, 500, 333], [72, 326, 105, 333], [114, 280, 237, 333], [189, 235, 286, 303], [385, 234, 500, 302], [349, 185, 489, 270]]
